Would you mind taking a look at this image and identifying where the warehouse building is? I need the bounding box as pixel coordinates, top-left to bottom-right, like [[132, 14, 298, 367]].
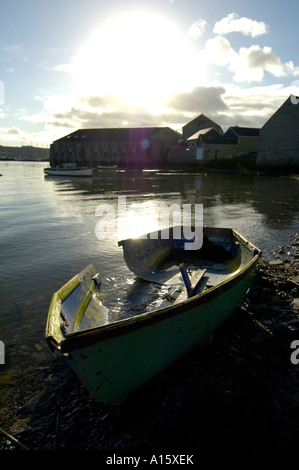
[[182, 114, 223, 140], [50, 127, 181, 168], [257, 95, 299, 171]]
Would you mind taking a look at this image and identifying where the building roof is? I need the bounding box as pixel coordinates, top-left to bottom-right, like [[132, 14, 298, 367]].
[[228, 126, 260, 137], [54, 127, 179, 144], [187, 128, 214, 140], [187, 127, 224, 140], [261, 95, 299, 130], [183, 114, 223, 138]]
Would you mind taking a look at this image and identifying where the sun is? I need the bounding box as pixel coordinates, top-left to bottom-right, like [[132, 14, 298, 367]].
[[72, 9, 195, 112]]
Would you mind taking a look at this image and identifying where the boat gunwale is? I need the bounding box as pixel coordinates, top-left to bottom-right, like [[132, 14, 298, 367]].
[[51, 229, 261, 353]]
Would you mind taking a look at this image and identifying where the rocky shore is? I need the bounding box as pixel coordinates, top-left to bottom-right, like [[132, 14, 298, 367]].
[[1, 235, 299, 455]]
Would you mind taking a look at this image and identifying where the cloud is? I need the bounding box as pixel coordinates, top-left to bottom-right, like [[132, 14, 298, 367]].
[[0, 126, 21, 143], [3, 44, 23, 56], [201, 35, 238, 66], [213, 13, 268, 37], [2, 43, 28, 63], [200, 35, 299, 83], [166, 86, 228, 114], [7, 127, 21, 135], [218, 84, 289, 128], [21, 89, 171, 137], [235, 45, 299, 82], [39, 62, 71, 73], [7, 82, 292, 146], [49, 100, 165, 130], [4, 67, 14, 74], [0, 124, 53, 147], [81, 94, 122, 110], [21, 80, 287, 143], [188, 19, 207, 39], [0, 81, 4, 105]]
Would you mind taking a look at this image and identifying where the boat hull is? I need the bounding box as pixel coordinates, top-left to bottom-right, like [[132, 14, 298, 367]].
[[44, 168, 92, 177], [66, 269, 256, 404]]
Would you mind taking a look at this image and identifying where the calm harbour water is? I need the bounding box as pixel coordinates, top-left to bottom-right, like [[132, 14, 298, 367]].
[[0, 161, 298, 383]]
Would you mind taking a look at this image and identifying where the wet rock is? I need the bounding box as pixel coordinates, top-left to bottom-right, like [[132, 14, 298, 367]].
[[0, 373, 14, 385], [269, 295, 285, 306], [16, 392, 44, 416], [291, 298, 299, 311], [251, 305, 268, 315], [289, 275, 299, 286], [269, 259, 284, 266], [263, 319, 274, 325]]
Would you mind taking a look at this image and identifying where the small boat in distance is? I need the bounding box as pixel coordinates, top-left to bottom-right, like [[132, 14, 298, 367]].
[[97, 164, 118, 169], [45, 226, 261, 404], [44, 163, 92, 177]]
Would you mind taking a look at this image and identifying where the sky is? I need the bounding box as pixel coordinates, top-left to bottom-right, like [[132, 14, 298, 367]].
[[1, 0, 299, 147]]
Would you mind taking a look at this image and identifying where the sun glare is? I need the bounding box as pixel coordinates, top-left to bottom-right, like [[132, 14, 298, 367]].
[[72, 10, 195, 111]]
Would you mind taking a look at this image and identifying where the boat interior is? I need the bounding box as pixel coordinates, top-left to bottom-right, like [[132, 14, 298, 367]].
[[47, 227, 258, 342]]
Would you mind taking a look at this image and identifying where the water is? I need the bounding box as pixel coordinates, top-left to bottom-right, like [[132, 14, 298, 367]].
[[0, 161, 298, 380]]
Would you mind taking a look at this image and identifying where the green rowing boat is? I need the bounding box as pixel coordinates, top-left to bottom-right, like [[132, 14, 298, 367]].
[[45, 226, 261, 404]]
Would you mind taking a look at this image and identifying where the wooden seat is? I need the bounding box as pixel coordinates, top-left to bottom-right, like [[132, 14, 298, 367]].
[[173, 265, 206, 304]]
